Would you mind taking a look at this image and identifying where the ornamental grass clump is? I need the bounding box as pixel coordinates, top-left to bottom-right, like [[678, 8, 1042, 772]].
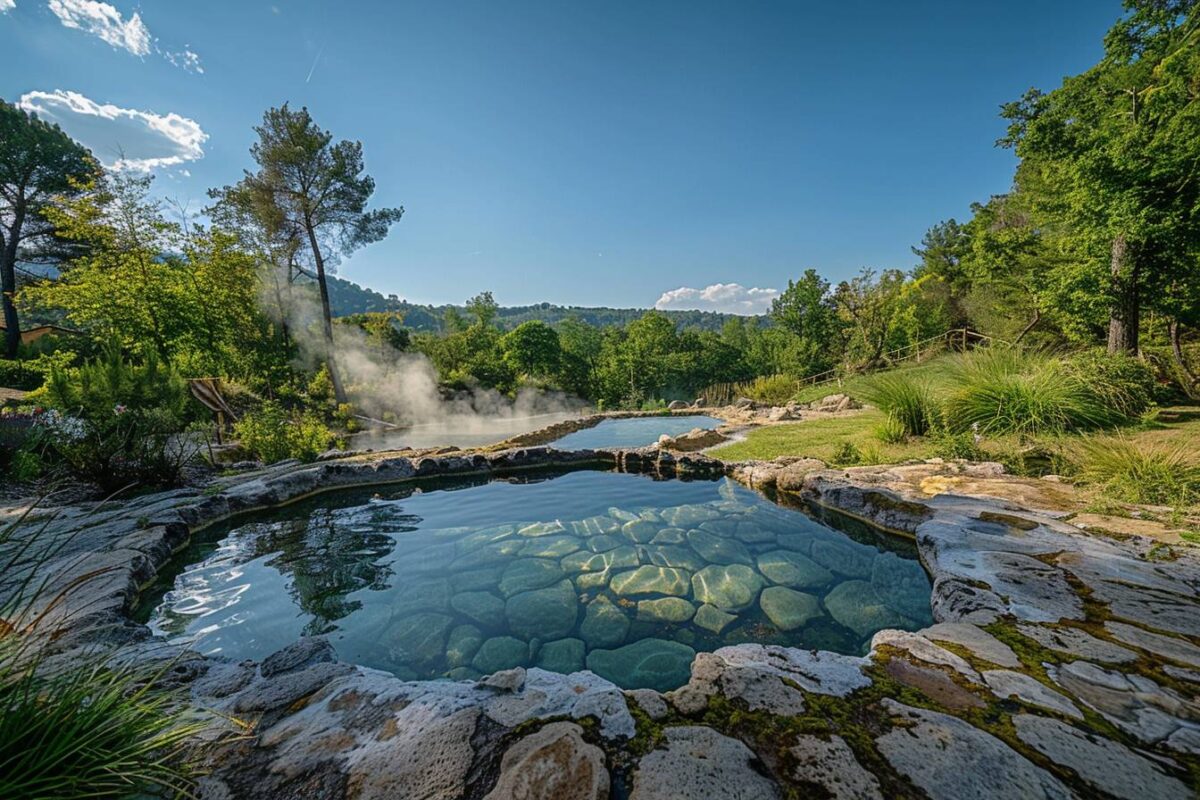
[[0, 503, 203, 798], [942, 348, 1123, 436], [858, 373, 938, 437], [1071, 436, 1200, 508]]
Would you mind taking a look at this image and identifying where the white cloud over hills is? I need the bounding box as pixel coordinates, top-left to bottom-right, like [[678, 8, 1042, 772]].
[[18, 90, 207, 172], [655, 282, 779, 315], [0, 1, 16, 15], [48, 0, 151, 56]]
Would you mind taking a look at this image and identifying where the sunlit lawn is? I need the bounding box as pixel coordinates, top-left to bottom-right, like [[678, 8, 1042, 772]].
[[711, 409, 937, 463]]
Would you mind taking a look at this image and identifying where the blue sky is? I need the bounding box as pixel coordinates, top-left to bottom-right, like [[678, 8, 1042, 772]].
[[1, 1, 1119, 312]]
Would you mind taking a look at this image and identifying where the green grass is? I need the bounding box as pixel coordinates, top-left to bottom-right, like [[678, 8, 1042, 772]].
[[712, 409, 939, 463], [1070, 435, 1200, 507], [858, 373, 939, 436]]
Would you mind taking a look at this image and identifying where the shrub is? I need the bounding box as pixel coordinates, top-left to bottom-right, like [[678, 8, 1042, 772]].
[[1063, 350, 1155, 419], [831, 441, 863, 465], [943, 349, 1122, 436], [0, 359, 45, 391], [859, 373, 938, 436], [873, 415, 908, 444], [743, 374, 799, 405], [1071, 436, 1200, 507], [234, 400, 337, 463], [0, 505, 202, 798], [40, 344, 197, 491], [928, 428, 984, 461]]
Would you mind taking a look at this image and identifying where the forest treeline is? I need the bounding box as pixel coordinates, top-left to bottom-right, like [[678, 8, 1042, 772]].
[[0, 0, 1197, 469]]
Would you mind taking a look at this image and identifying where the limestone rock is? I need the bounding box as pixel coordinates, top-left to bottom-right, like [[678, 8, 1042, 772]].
[[482, 668, 635, 739], [521, 535, 582, 559], [586, 638, 696, 692], [483, 721, 609, 800], [259, 636, 335, 678], [876, 701, 1071, 800], [1104, 621, 1200, 668], [870, 629, 980, 680], [788, 735, 883, 800], [1013, 714, 1192, 800], [982, 670, 1081, 719], [691, 564, 765, 612], [759, 587, 822, 631], [630, 726, 780, 800], [626, 688, 669, 720], [1017, 623, 1138, 664], [920, 622, 1021, 668]]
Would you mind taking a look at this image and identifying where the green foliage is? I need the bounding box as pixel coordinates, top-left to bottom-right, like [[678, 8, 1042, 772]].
[[927, 428, 985, 461], [1071, 435, 1200, 507], [501, 320, 561, 378], [0, 505, 202, 798], [0, 359, 45, 390], [942, 349, 1124, 436], [234, 400, 337, 463], [742, 374, 800, 405], [859, 373, 938, 436], [41, 344, 196, 491], [873, 414, 908, 444], [831, 440, 864, 465], [1063, 349, 1155, 419]]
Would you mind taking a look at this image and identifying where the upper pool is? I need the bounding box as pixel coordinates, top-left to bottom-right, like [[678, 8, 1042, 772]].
[[143, 470, 931, 691], [551, 415, 724, 450]]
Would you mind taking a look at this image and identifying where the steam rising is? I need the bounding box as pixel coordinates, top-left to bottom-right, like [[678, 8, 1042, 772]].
[[273, 276, 585, 445]]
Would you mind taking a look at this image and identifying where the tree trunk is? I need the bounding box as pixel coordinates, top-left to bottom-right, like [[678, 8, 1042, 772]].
[[1106, 233, 1140, 355], [1013, 309, 1041, 345], [1169, 318, 1199, 399], [1, 210, 25, 360], [303, 222, 348, 403]]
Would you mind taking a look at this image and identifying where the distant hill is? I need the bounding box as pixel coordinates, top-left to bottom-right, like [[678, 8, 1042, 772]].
[[323, 275, 762, 332]]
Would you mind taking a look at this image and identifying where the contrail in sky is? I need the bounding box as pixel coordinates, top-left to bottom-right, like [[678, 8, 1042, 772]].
[[305, 42, 326, 83]]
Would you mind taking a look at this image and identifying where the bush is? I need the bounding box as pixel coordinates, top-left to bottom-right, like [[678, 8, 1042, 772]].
[[943, 349, 1123, 436], [831, 441, 863, 465], [1063, 350, 1155, 419], [234, 400, 337, 463], [928, 428, 984, 461], [743, 374, 800, 405], [873, 415, 908, 444], [859, 373, 938, 436], [1071, 436, 1200, 507], [40, 344, 197, 491], [0, 359, 45, 391]]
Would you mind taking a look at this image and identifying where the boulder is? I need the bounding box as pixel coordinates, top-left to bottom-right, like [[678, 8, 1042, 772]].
[[693, 603, 737, 634], [535, 638, 587, 675], [483, 721, 609, 800], [629, 726, 780, 800], [506, 579, 579, 640], [611, 566, 692, 597], [580, 596, 630, 649], [756, 550, 833, 589], [637, 597, 696, 623], [759, 587, 822, 630], [692, 564, 766, 612], [586, 638, 696, 692]]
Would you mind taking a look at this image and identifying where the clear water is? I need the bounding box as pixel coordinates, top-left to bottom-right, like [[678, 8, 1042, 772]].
[[354, 411, 582, 450], [144, 470, 931, 691], [552, 415, 724, 450]]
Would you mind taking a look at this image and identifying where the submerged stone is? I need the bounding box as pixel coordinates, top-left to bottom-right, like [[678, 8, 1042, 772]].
[[505, 579, 578, 640], [473, 635, 531, 673], [759, 587, 822, 631], [586, 638, 696, 692], [824, 580, 908, 638], [757, 550, 834, 589], [561, 546, 639, 573], [498, 558, 565, 597], [571, 516, 622, 537], [450, 591, 506, 628], [871, 551, 933, 623], [660, 504, 721, 527], [536, 638, 586, 674], [622, 519, 660, 544], [611, 566, 692, 597], [691, 564, 765, 612], [518, 520, 568, 537], [810, 539, 876, 579], [446, 624, 484, 668], [693, 604, 737, 634], [383, 611, 453, 666], [642, 544, 706, 572], [651, 527, 687, 544], [520, 535, 582, 559], [580, 596, 630, 649], [637, 597, 696, 623], [687, 529, 753, 565], [585, 534, 622, 553]]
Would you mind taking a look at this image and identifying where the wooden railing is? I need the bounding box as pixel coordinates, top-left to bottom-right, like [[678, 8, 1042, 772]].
[[700, 328, 1008, 406]]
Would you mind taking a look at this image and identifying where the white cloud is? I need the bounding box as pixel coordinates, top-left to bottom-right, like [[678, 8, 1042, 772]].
[[18, 90, 207, 172], [0, 1, 15, 15], [48, 0, 151, 56], [655, 282, 780, 315], [162, 47, 204, 74]]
